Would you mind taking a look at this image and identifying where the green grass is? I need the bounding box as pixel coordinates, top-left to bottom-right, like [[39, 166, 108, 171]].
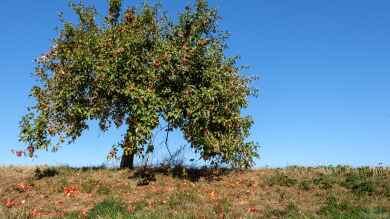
[[87, 198, 130, 219], [318, 196, 390, 219], [266, 172, 298, 187], [1, 165, 390, 218]]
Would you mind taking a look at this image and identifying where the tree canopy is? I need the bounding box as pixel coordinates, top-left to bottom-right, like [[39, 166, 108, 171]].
[[19, 0, 259, 168]]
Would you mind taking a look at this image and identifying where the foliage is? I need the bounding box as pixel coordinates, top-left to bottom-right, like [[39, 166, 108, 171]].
[[313, 173, 337, 190], [19, 0, 258, 168], [341, 174, 376, 195], [263, 202, 304, 219], [33, 167, 59, 180], [134, 169, 156, 186], [318, 196, 389, 219], [267, 172, 297, 187], [80, 178, 99, 193], [97, 185, 111, 195], [298, 180, 312, 191]]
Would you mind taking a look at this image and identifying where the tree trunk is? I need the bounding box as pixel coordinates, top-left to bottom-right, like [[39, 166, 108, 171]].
[[120, 153, 134, 169]]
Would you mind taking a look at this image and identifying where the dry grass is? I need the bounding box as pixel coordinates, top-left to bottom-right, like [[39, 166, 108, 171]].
[[0, 165, 389, 218]]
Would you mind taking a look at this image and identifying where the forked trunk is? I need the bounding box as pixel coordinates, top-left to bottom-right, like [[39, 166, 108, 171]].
[[120, 153, 134, 169]]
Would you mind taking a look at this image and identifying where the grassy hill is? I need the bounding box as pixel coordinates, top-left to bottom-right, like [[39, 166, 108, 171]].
[[0, 165, 389, 218]]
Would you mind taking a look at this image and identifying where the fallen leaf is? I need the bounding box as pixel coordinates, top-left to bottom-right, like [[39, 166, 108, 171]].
[[3, 199, 16, 208], [81, 208, 89, 216], [15, 183, 32, 192], [30, 209, 49, 217], [208, 191, 218, 201], [247, 207, 258, 213], [148, 200, 155, 209], [64, 186, 79, 197]]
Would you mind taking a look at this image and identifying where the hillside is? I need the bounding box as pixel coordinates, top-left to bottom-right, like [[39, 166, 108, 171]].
[[0, 165, 389, 218]]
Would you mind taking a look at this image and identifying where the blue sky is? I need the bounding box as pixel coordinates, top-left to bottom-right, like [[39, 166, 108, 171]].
[[1, 0, 389, 167]]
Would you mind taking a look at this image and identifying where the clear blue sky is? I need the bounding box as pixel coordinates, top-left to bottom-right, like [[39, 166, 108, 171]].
[[1, 0, 389, 167]]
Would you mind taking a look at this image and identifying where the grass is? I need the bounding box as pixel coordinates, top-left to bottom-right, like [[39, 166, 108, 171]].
[[0, 165, 389, 218], [87, 198, 130, 219], [318, 196, 389, 219]]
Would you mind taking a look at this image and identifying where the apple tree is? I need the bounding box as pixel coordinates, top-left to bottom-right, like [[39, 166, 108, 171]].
[[19, 0, 258, 169]]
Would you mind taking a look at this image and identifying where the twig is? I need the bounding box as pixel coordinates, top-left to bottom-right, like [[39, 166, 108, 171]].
[[165, 124, 173, 160]]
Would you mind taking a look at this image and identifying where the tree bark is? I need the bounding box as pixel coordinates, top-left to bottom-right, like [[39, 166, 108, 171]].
[[120, 153, 134, 169]]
